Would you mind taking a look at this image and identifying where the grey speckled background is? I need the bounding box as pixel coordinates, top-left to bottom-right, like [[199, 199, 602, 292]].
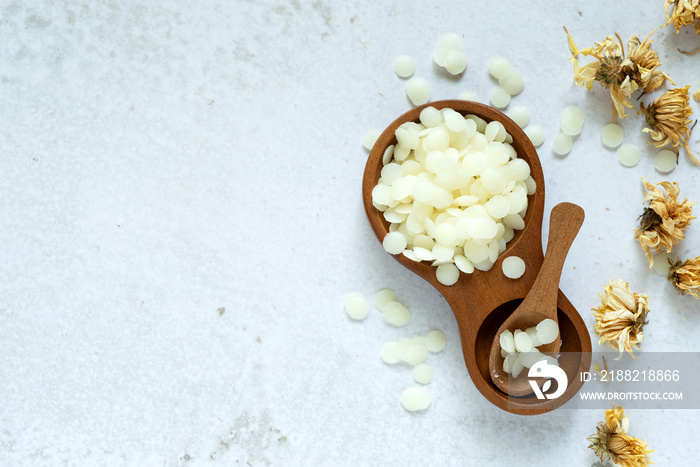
[[1, 0, 699, 465]]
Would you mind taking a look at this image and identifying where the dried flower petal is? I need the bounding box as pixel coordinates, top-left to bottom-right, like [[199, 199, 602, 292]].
[[641, 86, 698, 166], [668, 257, 700, 299], [664, 0, 700, 35], [564, 27, 672, 120], [592, 280, 649, 359], [634, 178, 696, 267], [588, 405, 653, 467]]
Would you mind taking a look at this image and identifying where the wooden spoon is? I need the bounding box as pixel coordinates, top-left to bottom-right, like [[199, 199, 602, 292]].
[[489, 202, 585, 396]]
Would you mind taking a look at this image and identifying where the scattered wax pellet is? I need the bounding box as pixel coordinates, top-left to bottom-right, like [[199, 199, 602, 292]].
[[507, 105, 530, 128], [374, 288, 397, 311], [383, 301, 411, 327], [406, 77, 430, 106], [511, 357, 525, 378], [436, 263, 459, 285], [404, 343, 429, 366], [654, 149, 677, 173], [501, 256, 526, 279], [433, 33, 462, 67], [344, 292, 369, 320], [488, 56, 511, 80], [652, 252, 674, 276], [383, 231, 407, 255], [412, 363, 434, 384], [552, 133, 573, 156], [454, 254, 475, 274], [425, 330, 446, 352], [362, 129, 381, 150], [458, 91, 478, 101], [524, 125, 545, 147], [536, 319, 559, 344], [601, 123, 624, 148], [400, 387, 431, 411], [499, 70, 524, 96], [381, 341, 401, 364], [513, 330, 533, 352], [503, 353, 517, 373], [444, 49, 468, 75], [501, 348, 509, 358], [394, 54, 415, 78], [617, 143, 641, 167], [559, 105, 585, 136], [499, 330, 515, 353], [490, 87, 511, 109]]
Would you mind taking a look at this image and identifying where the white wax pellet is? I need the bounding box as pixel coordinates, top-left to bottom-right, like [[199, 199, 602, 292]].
[[404, 343, 429, 365], [435, 223, 458, 246], [400, 387, 431, 411], [501, 348, 509, 358], [436, 263, 459, 286], [499, 70, 524, 96], [654, 149, 677, 173], [458, 91, 478, 101], [425, 128, 450, 152], [503, 213, 525, 231], [490, 87, 511, 109], [499, 330, 515, 353], [525, 327, 542, 347], [444, 49, 468, 75], [488, 56, 511, 79], [362, 129, 381, 150], [383, 301, 411, 327], [514, 330, 533, 352], [524, 176, 536, 195], [433, 33, 462, 66], [509, 158, 530, 181], [443, 109, 467, 133], [517, 350, 544, 369], [382, 145, 394, 165], [381, 341, 401, 364], [601, 123, 624, 148], [480, 168, 506, 195], [395, 126, 419, 150], [511, 357, 524, 379], [552, 133, 573, 156], [396, 338, 414, 360], [454, 254, 475, 274], [390, 177, 412, 201], [394, 54, 415, 78], [383, 231, 407, 255], [617, 143, 641, 167], [486, 195, 511, 219], [502, 256, 526, 279], [412, 363, 434, 384], [560, 105, 585, 136], [406, 77, 430, 106], [425, 330, 446, 352], [374, 288, 397, 311], [536, 318, 559, 345], [432, 244, 455, 262], [503, 352, 517, 373], [652, 252, 674, 276], [507, 105, 530, 128], [344, 292, 369, 320], [419, 106, 442, 128], [524, 125, 545, 147]]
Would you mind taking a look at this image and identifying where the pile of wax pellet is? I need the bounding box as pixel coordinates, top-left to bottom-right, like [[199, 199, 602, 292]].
[[371, 106, 536, 286], [498, 318, 559, 378], [344, 288, 447, 412]]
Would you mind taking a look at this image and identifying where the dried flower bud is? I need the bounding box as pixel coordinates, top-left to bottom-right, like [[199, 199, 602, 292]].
[[564, 27, 672, 120], [640, 86, 698, 166], [592, 280, 649, 360], [664, 0, 700, 35], [668, 257, 700, 299], [588, 405, 653, 467], [634, 178, 696, 267]]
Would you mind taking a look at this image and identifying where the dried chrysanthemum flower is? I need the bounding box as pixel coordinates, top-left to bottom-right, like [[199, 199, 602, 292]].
[[664, 0, 700, 34], [588, 405, 653, 467], [564, 27, 672, 119], [592, 280, 649, 360], [634, 177, 696, 266], [668, 256, 700, 299], [640, 85, 698, 165]]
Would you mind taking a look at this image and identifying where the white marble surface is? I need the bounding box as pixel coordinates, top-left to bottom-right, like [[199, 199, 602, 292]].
[[1, 1, 699, 465]]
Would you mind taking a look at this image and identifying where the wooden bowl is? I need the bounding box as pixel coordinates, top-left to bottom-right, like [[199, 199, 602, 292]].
[[362, 100, 591, 415]]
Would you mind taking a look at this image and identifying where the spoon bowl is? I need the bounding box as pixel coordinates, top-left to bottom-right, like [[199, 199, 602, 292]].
[[362, 100, 591, 414]]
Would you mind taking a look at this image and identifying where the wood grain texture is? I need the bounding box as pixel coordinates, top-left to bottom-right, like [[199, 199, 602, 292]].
[[362, 100, 591, 415], [489, 202, 585, 396]]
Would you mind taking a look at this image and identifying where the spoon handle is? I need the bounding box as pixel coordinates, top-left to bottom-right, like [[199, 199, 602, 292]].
[[524, 202, 585, 317]]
